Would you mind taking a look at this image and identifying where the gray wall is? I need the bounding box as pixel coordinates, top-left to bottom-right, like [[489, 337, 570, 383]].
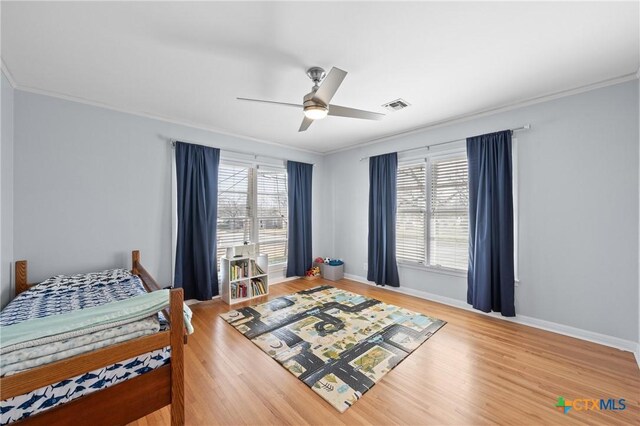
[[12, 90, 325, 286], [1, 72, 14, 308], [8, 78, 639, 343], [321, 80, 639, 342]]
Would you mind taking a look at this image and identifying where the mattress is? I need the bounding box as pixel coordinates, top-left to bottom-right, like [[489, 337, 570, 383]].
[[0, 269, 171, 424]]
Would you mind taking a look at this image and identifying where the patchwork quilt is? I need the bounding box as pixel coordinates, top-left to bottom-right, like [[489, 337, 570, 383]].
[[220, 285, 445, 412]]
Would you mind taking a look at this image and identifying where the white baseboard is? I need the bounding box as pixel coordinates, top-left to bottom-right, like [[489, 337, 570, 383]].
[[270, 276, 301, 285], [185, 294, 221, 306], [343, 273, 638, 357]]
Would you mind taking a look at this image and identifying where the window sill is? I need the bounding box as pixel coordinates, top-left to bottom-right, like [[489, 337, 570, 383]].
[[397, 261, 467, 278], [269, 262, 287, 272]]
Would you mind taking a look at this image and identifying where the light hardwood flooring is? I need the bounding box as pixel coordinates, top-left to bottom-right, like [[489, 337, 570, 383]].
[[132, 278, 639, 425]]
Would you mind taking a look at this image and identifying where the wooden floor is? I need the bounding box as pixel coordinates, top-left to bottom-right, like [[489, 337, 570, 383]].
[[132, 278, 639, 425]]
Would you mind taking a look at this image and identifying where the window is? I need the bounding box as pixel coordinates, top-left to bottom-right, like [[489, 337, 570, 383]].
[[217, 162, 288, 266], [397, 162, 427, 263], [256, 167, 288, 265], [396, 151, 469, 271], [217, 163, 253, 262]]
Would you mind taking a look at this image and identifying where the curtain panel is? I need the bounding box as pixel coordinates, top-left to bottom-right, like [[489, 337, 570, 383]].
[[466, 130, 515, 316], [174, 141, 220, 300], [286, 161, 313, 277], [367, 152, 400, 287]]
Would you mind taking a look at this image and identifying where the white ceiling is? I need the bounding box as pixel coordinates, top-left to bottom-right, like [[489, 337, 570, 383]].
[[2, 1, 638, 153]]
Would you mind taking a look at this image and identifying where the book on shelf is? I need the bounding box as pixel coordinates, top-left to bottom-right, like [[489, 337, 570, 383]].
[[250, 277, 267, 296], [222, 252, 268, 304], [230, 261, 250, 281], [230, 282, 249, 299], [253, 261, 265, 275]]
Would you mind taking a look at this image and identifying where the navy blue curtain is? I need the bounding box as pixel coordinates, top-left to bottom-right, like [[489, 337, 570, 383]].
[[174, 142, 220, 300], [286, 161, 313, 277], [467, 130, 515, 316], [367, 153, 400, 287]]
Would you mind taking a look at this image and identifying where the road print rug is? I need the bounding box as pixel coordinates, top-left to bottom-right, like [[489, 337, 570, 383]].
[[220, 285, 445, 412]]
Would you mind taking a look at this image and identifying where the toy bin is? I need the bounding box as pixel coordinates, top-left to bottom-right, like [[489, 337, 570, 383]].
[[322, 263, 344, 281]]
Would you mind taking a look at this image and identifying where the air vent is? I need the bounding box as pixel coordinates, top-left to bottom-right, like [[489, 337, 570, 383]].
[[382, 98, 411, 111]]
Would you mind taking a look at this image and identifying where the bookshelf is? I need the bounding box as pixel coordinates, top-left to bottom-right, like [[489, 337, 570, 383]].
[[220, 252, 269, 305]]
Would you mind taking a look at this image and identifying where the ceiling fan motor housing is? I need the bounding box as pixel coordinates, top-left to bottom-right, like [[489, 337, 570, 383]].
[[303, 91, 329, 118]]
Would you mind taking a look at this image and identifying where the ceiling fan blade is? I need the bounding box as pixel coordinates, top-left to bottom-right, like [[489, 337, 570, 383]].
[[237, 97, 302, 108], [312, 67, 347, 105], [299, 116, 313, 132], [328, 104, 385, 120]]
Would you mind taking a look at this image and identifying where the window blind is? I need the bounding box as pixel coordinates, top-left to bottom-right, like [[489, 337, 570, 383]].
[[396, 163, 427, 263], [216, 164, 252, 262], [217, 162, 288, 268], [429, 156, 469, 271], [257, 167, 288, 265], [396, 153, 469, 272]]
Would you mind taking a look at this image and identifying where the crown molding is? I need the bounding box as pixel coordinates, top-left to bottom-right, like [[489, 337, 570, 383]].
[[11, 82, 324, 157], [1, 57, 322, 157], [324, 71, 639, 155], [3, 52, 637, 158], [1, 58, 17, 88]]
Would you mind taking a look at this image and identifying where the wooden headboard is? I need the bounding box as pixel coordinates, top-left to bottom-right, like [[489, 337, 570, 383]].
[[15, 260, 30, 296], [131, 250, 166, 292]]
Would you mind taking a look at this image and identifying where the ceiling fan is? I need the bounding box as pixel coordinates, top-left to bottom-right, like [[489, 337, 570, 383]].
[[237, 67, 385, 132]]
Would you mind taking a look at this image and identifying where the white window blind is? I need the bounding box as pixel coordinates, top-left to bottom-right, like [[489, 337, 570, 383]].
[[257, 167, 288, 265], [217, 163, 253, 262], [429, 155, 469, 271], [397, 163, 427, 263], [217, 162, 288, 267], [396, 152, 469, 272]]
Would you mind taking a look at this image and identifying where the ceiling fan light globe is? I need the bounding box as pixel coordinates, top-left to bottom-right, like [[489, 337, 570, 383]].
[[303, 105, 328, 120]]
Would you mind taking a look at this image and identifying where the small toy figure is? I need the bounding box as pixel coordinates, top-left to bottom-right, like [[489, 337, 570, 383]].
[[305, 266, 321, 278]]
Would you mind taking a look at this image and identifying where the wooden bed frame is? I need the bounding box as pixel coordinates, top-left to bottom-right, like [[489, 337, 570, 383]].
[[0, 251, 185, 426]]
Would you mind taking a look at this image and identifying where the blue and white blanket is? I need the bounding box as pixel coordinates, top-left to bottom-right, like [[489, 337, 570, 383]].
[[1, 269, 146, 326], [0, 268, 180, 424], [0, 270, 164, 377]]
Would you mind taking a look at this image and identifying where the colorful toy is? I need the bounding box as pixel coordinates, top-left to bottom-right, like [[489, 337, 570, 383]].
[[304, 266, 321, 279]]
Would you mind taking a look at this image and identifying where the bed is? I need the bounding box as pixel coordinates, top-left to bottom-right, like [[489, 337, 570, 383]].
[[0, 251, 187, 426]]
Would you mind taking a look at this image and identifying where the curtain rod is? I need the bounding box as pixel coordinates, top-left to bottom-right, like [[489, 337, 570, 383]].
[[359, 124, 531, 162], [170, 139, 316, 165]]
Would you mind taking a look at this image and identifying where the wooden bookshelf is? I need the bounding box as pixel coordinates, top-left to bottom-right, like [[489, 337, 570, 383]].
[[220, 253, 269, 305]]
